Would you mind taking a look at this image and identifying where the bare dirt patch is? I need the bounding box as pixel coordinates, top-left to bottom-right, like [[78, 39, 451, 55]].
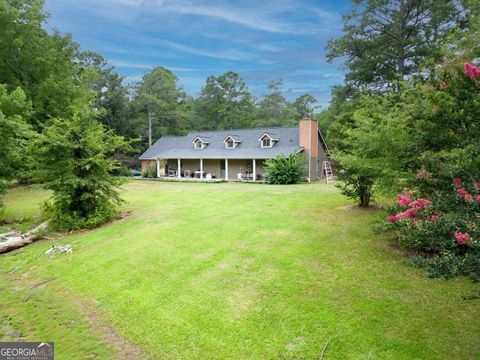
[[67, 295, 148, 360], [0, 316, 24, 342], [9, 274, 147, 360], [337, 204, 382, 212]]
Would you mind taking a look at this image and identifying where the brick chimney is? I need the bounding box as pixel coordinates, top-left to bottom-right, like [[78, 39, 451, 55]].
[[299, 118, 318, 156], [298, 118, 319, 180]]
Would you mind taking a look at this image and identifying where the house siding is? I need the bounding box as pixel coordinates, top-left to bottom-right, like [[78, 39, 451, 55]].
[[203, 159, 221, 178], [141, 160, 156, 174]]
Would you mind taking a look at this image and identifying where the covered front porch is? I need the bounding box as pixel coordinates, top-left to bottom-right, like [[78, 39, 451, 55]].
[[154, 158, 266, 181]]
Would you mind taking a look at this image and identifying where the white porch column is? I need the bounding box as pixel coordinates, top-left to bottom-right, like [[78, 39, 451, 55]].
[[200, 158, 204, 179], [225, 159, 229, 180], [177, 158, 181, 178], [156, 159, 160, 178], [252, 159, 256, 182]]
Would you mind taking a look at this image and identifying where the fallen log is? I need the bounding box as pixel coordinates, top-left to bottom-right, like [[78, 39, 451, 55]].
[[0, 230, 20, 240], [0, 221, 49, 254]]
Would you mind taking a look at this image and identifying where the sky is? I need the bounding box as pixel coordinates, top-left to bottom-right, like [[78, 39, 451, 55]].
[[44, 0, 351, 107]]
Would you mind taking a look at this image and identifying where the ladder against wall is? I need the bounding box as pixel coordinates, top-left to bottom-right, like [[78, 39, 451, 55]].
[[321, 161, 334, 183]]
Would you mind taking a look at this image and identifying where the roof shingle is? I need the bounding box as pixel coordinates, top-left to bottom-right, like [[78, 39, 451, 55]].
[[139, 126, 301, 160]]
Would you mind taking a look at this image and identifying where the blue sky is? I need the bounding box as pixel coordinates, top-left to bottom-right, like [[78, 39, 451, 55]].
[[44, 0, 351, 107]]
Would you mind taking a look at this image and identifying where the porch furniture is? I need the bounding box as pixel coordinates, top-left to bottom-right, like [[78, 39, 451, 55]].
[[168, 169, 177, 177], [183, 170, 191, 178], [195, 170, 205, 178]]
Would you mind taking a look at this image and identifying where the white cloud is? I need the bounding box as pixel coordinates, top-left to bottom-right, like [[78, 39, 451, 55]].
[[153, 3, 294, 34], [109, 59, 198, 72], [98, 0, 337, 35], [155, 39, 251, 61]]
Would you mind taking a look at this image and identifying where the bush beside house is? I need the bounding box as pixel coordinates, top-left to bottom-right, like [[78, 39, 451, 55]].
[[264, 153, 306, 184]]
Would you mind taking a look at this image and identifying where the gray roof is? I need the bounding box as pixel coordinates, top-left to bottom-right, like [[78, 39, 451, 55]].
[[139, 127, 302, 160]]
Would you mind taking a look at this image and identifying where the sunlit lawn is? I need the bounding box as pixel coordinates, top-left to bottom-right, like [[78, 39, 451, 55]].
[[1, 180, 479, 359]]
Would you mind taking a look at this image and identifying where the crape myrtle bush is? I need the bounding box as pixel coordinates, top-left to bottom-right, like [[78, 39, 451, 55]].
[[380, 62, 480, 281], [382, 179, 480, 281], [264, 153, 306, 184]]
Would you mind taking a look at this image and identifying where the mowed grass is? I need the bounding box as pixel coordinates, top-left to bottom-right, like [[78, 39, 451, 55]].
[[1, 180, 479, 359], [0, 185, 50, 232]]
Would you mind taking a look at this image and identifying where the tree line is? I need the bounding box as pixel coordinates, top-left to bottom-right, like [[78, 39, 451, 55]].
[[133, 70, 318, 148]]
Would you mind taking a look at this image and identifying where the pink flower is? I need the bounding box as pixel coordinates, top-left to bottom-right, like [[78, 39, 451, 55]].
[[397, 194, 411, 207], [396, 208, 417, 220], [430, 215, 439, 222], [464, 194, 473, 203], [409, 198, 432, 209], [477, 195, 480, 203], [386, 215, 397, 223], [464, 62, 480, 79], [453, 178, 462, 187], [416, 170, 425, 178], [454, 231, 470, 244], [473, 182, 480, 191], [457, 188, 469, 198]]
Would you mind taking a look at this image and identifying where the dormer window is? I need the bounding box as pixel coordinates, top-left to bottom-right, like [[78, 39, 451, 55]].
[[223, 135, 240, 149], [258, 133, 277, 148], [192, 136, 209, 150]]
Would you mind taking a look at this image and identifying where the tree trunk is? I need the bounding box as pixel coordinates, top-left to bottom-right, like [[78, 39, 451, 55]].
[[0, 221, 49, 254], [148, 109, 152, 147]]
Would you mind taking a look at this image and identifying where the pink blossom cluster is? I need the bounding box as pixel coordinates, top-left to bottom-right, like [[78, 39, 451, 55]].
[[453, 178, 480, 204], [387, 179, 478, 246], [409, 198, 432, 209], [464, 63, 480, 79], [396, 188, 414, 207], [388, 189, 433, 223], [454, 231, 470, 244]]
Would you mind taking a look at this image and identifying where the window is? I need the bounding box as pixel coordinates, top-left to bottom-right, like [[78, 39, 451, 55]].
[[194, 141, 203, 149], [261, 138, 271, 148], [258, 133, 276, 148], [226, 139, 234, 149]]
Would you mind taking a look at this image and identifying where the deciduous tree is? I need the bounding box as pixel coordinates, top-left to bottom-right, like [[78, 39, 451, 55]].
[[0, 0, 84, 126], [0, 85, 32, 206]]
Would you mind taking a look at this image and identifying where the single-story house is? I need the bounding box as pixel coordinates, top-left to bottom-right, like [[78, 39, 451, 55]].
[[139, 118, 330, 181]]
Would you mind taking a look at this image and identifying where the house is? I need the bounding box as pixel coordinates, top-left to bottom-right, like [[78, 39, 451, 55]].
[[139, 118, 330, 181]]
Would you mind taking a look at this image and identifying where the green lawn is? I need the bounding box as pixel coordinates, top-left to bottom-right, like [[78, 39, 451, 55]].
[[1, 181, 479, 359]]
